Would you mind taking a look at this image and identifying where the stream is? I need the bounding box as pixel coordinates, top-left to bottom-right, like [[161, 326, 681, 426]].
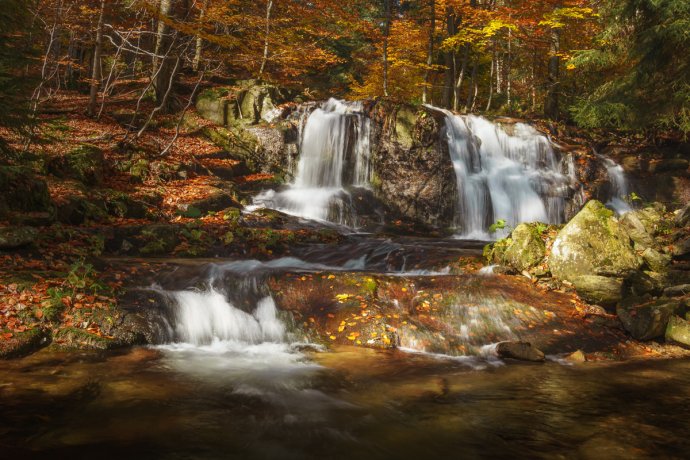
[[3, 102, 686, 458]]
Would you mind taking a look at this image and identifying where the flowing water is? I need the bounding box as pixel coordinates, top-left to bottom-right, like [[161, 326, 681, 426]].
[[441, 113, 576, 239], [253, 100, 630, 236], [0, 104, 653, 458], [252, 99, 372, 226]]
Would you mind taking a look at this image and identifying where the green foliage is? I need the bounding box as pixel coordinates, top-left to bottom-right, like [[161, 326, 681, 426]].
[[0, 0, 34, 148], [570, 0, 690, 134], [488, 219, 506, 234]]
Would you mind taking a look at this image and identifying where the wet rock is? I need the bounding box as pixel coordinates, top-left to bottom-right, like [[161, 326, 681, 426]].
[[371, 103, 457, 228], [48, 144, 105, 185], [565, 350, 587, 363], [665, 315, 690, 347], [664, 284, 690, 297], [495, 341, 545, 362], [550, 200, 642, 282], [617, 299, 679, 340], [0, 226, 38, 249], [0, 328, 49, 359], [502, 223, 547, 272], [571, 275, 623, 308], [642, 247, 671, 272]]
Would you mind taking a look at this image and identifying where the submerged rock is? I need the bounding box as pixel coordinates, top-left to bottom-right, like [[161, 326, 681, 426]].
[[666, 315, 690, 347], [550, 200, 642, 282], [495, 341, 545, 362], [617, 299, 679, 340]]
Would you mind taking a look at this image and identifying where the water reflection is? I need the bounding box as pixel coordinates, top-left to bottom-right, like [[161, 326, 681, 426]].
[[1, 347, 689, 459]]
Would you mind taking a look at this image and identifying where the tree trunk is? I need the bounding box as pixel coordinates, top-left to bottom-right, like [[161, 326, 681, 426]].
[[465, 61, 477, 112], [422, 0, 435, 104], [441, 7, 457, 109], [192, 0, 209, 72], [545, 26, 560, 119], [88, 0, 106, 117], [153, 0, 179, 113], [383, 0, 391, 97], [454, 45, 469, 111], [258, 0, 273, 77]]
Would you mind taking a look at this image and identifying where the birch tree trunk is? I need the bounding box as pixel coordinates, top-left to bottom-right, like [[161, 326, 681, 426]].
[[87, 0, 106, 117], [258, 0, 273, 77]]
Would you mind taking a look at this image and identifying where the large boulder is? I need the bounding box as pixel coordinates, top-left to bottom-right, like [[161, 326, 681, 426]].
[[549, 200, 642, 281], [196, 87, 230, 125], [0, 226, 39, 250], [617, 299, 679, 340]]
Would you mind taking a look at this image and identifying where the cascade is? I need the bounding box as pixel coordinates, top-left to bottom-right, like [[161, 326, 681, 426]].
[[164, 289, 286, 346], [442, 112, 574, 239], [252, 98, 372, 226], [440, 111, 632, 239]]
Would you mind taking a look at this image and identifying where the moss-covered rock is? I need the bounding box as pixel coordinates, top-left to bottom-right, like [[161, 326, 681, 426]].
[[571, 275, 623, 308], [52, 327, 116, 350], [0, 328, 49, 359], [620, 211, 655, 249], [502, 223, 547, 272], [550, 200, 642, 281], [641, 247, 671, 272], [196, 87, 230, 125], [665, 315, 690, 347], [48, 144, 105, 185], [0, 166, 54, 220], [0, 226, 38, 250]]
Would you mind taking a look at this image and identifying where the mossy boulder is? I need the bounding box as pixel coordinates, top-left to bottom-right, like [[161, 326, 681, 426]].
[[502, 223, 547, 272], [137, 224, 180, 255], [0, 226, 39, 250], [571, 275, 623, 308], [550, 200, 642, 281], [56, 195, 107, 224], [617, 299, 679, 340], [0, 166, 54, 219], [176, 187, 239, 217], [196, 87, 230, 125], [48, 144, 105, 185], [642, 247, 671, 272], [665, 315, 690, 347]]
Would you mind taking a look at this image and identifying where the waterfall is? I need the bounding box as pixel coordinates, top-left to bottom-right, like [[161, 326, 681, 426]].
[[600, 156, 632, 215], [167, 289, 285, 346], [252, 98, 372, 226], [442, 112, 573, 239]]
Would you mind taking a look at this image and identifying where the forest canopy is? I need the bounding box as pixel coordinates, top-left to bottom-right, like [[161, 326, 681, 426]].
[[0, 0, 688, 142]]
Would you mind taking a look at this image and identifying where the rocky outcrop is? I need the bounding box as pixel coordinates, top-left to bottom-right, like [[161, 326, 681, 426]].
[[367, 103, 457, 228], [549, 201, 642, 281]]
